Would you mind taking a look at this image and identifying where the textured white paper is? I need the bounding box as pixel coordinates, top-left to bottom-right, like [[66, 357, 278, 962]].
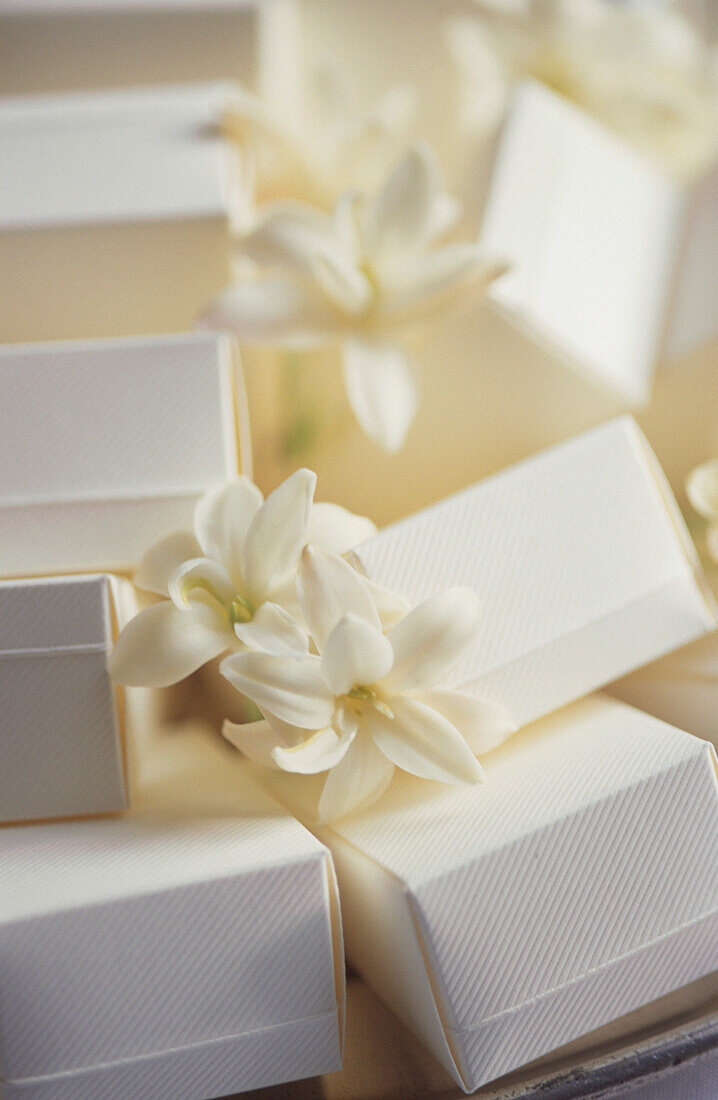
[[321, 697, 718, 1092], [0, 722, 343, 1099], [0, 84, 238, 341], [480, 80, 718, 404], [0, 573, 128, 822], [353, 417, 716, 728], [0, 332, 249, 575]]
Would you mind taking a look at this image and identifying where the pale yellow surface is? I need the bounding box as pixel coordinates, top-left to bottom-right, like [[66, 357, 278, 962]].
[[1, 218, 231, 344]]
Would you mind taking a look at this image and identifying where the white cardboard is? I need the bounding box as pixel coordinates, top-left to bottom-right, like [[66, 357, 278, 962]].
[[0, 331, 250, 575], [0, 573, 128, 822], [479, 80, 718, 404], [0, 84, 239, 341], [352, 416, 716, 729], [320, 696, 718, 1092], [610, 628, 718, 752], [0, 722, 344, 1099], [0, 0, 301, 114]]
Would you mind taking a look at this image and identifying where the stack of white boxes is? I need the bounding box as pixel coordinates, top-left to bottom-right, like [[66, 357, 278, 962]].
[[2, 5, 718, 1100]]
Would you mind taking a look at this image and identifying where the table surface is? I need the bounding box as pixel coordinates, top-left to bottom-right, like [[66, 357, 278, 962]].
[[226, 971, 718, 1100]]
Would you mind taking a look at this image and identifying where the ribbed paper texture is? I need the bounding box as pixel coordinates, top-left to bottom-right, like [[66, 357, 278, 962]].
[[0, 333, 244, 574], [326, 698, 718, 1091], [0, 729, 343, 1097], [0, 574, 126, 822], [354, 418, 715, 727]]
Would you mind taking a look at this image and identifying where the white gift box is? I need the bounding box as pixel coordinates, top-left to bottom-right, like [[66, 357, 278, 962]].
[[610, 628, 718, 752], [0, 331, 250, 575], [479, 80, 718, 405], [0, 0, 301, 107], [316, 696, 718, 1093], [0, 573, 129, 823], [0, 83, 240, 342], [0, 722, 344, 1099], [351, 417, 716, 727]]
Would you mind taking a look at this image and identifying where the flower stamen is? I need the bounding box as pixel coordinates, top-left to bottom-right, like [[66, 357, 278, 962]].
[[229, 595, 255, 625], [347, 685, 394, 720]]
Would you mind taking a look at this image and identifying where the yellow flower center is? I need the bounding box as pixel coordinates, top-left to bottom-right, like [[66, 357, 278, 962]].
[[346, 685, 394, 719]]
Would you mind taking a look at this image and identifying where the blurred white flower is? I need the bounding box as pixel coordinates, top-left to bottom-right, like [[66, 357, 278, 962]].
[[222, 545, 515, 822], [204, 143, 506, 452], [223, 61, 417, 210], [448, 0, 718, 168], [110, 472, 376, 687], [687, 459, 718, 562]]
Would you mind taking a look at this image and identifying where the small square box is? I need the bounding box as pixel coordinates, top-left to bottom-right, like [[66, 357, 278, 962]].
[[0, 573, 128, 823]]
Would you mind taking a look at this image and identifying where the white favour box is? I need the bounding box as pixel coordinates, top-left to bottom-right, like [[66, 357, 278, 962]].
[[0, 83, 239, 343], [610, 628, 718, 752], [479, 80, 718, 405], [351, 417, 716, 727], [316, 696, 718, 1093], [0, 573, 129, 823], [0, 722, 344, 1099], [0, 0, 301, 108], [0, 331, 249, 575]]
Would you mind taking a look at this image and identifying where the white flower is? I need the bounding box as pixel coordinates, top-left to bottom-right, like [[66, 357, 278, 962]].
[[222, 62, 417, 210], [221, 546, 515, 822], [687, 460, 718, 562], [110, 471, 377, 687], [450, 0, 718, 170], [203, 143, 505, 452]]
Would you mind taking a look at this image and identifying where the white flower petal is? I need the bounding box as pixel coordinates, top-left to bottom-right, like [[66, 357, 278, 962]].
[[310, 247, 373, 314], [333, 190, 364, 267], [360, 575, 412, 630], [687, 460, 718, 520], [342, 339, 418, 452], [272, 725, 355, 775], [382, 587, 481, 693], [322, 614, 394, 696], [297, 544, 381, 651], [367, 695, 484, 785], [242, 468, 316, 603], [239, 204, 335, 274], [193, 477, 263, 583], [317, 735, 395, 822], [168, 557, 237, 611], [133, 531, 202, 596], [413, 688, 517, 755], [363, 142, 444, 260], [308, 501, 377, 555], [222, 718, 285, 769], [386, 246, 507, 313], [234, 601, 309, 657], [220, 651, 334, 729], [201, 279, 339, 346], [109, 600, 230, 687]]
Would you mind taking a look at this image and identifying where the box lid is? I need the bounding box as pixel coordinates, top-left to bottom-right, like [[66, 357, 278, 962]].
[[0, 332, 242, 507], [0, 723, 343, 1086], [479, 80, 692, 405], [0, 82, 237, 228], [0, 573, 114, 652], [352, 417, 716, 731], [0, 332, 249, 574], [326, 697, 718, 1089]]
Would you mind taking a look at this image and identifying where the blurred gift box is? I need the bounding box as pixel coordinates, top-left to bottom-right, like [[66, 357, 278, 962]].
[[0, 84, 240, 342], [0, 0, 301, 109]]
